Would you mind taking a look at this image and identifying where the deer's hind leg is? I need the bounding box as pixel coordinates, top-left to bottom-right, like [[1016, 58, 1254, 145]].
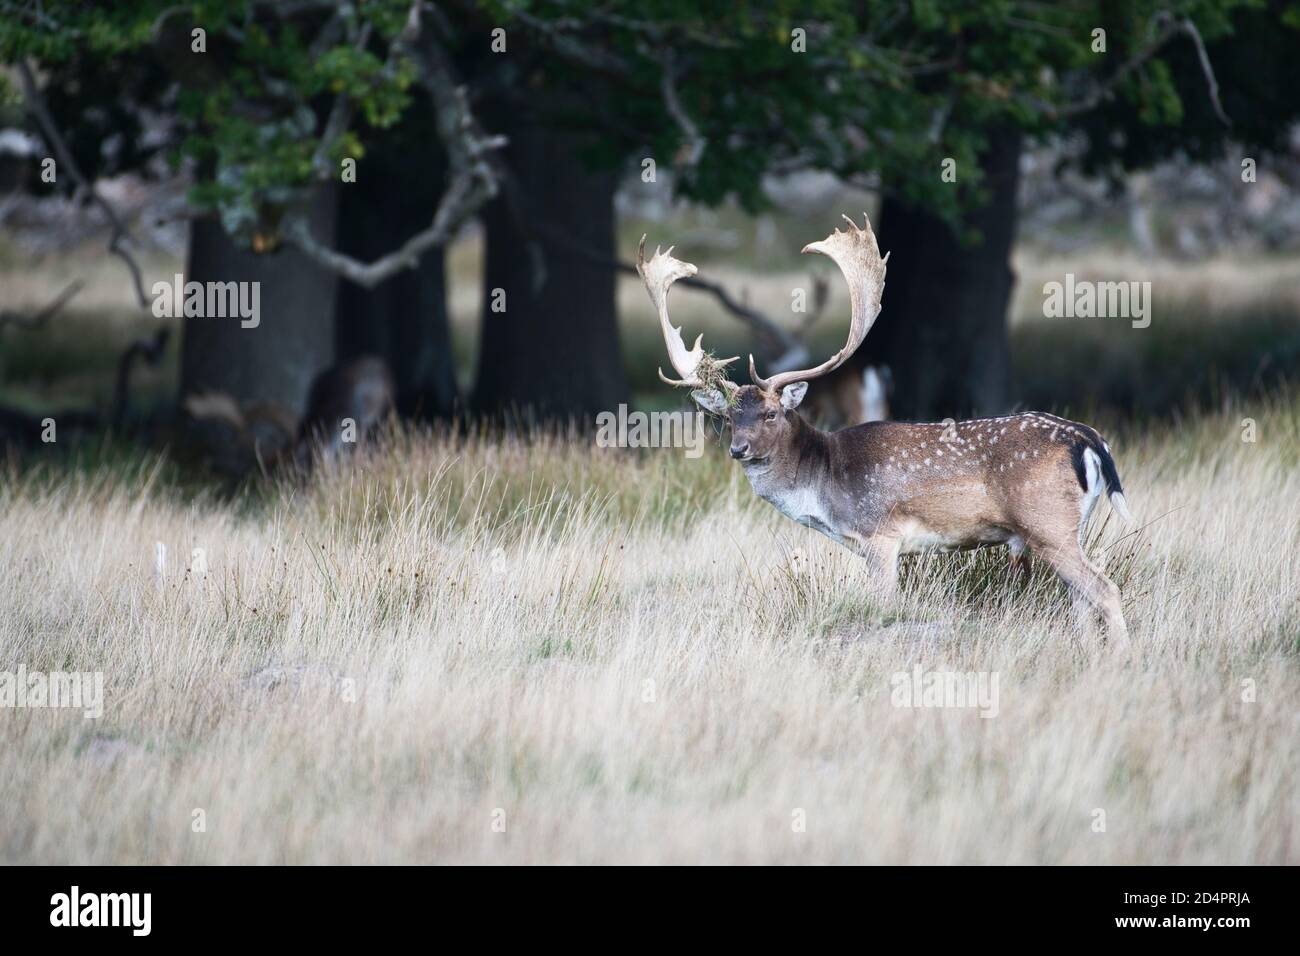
[[1015, 498, 1128, 644], [1031, 537, 1128, 643]]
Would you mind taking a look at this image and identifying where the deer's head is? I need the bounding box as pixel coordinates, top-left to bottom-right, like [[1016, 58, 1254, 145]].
[[639, 214, 888, 461]]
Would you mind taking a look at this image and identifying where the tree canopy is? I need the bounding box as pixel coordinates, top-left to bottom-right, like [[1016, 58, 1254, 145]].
[[5, 0, 1285, 267], [6, 0, 1298, 423]]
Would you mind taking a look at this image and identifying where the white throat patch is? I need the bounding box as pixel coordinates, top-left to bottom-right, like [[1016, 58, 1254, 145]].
[[747, 470, 837, 539]]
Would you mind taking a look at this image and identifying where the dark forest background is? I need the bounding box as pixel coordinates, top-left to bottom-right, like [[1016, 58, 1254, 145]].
[[2, 0, 1300, 469]]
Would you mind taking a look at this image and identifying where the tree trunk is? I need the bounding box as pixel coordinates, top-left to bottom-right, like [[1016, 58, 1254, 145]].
[[179, 185, 339, 416], [471, 118, 625, 422], [865, 129, 1023, 421], [334, 145, 458, 419]]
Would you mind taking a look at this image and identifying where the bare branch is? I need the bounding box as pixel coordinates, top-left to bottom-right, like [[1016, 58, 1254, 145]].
[[17, 61, 151, 309], [501, 6, 634, 76], [534, 222, 812, 364], [0, 279, 84, 330], [660, 49, 706, 167], [283, 2, 505, 288], [583, 10, 739, 49], [306, 9, 348, 58], [1177, 16, 1231, 127], [112, 327, 170, 430], [309, 21, 371, 179], [1035, 12, 1231, 125], [677, 271, 806, 363]]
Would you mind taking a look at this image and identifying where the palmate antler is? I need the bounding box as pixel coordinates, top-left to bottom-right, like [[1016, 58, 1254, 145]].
[[749, 213, 889, 394], [637, 236, 739, 393]]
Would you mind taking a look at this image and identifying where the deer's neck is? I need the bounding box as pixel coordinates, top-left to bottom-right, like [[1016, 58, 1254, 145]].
[[742, 414, 832, 494], [741, 414, 840, 538]]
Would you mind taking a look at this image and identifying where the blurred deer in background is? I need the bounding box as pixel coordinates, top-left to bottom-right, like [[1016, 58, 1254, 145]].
[[798, 361, 892, 427], [293, 355, 395, 471], [184, 356, 394, 478], [639, 215, 1133, 642]]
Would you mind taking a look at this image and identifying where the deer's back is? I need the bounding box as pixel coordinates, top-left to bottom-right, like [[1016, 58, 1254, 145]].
[[825, 412, 1098, 544]]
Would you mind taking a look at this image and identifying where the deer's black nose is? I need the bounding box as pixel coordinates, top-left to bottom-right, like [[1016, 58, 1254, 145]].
[[730, 443, 749, 460]]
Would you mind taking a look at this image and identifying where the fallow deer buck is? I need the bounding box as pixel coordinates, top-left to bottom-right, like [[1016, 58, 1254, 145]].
[[638, 214, 1133, 641]]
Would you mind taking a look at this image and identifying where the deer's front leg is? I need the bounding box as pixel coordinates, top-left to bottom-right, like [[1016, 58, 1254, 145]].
[[844, 532, 902, 602]]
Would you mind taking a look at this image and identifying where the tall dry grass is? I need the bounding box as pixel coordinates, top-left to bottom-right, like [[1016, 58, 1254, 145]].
[[1, 395, 1297, 864]]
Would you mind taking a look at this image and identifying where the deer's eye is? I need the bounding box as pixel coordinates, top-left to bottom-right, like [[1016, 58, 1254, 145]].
[[765, 411, 779, 423]]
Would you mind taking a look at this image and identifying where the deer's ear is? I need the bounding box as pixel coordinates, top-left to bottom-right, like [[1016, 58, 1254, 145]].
[[780, 381, 809, 410], [690, 388, 729, 416]]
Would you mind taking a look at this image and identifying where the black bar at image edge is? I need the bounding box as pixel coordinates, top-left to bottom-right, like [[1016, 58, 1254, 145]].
[[0, 866, 1287, 942]]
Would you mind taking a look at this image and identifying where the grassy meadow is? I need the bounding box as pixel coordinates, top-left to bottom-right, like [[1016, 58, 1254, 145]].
[[1, 223, 1298, 864]]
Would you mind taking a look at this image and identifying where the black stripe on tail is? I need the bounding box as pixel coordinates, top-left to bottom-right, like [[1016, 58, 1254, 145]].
[[1066, 423, 1124, 497]]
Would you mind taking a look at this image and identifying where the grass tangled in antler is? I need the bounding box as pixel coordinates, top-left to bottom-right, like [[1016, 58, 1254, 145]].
[[691, 353, 738, 406]]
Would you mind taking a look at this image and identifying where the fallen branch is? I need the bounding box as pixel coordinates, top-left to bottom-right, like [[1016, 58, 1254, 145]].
[[0, 278, 84, 330]]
